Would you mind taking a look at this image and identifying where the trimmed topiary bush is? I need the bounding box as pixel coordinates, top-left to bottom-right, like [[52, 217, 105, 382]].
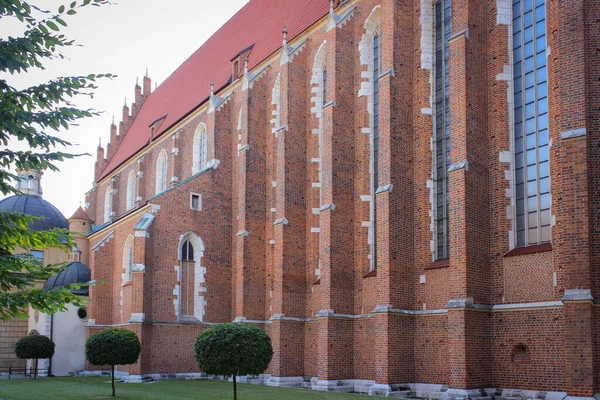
[[86, 328, 140, 397], [195, 323, 273, 400], [14, 334, 55, 379]]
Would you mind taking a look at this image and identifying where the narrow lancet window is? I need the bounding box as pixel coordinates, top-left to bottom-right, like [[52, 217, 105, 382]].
[[433, 0, 451, 260], [513, 0, 550, 246], [372, 31, 381, 269], [155, 149, 168, 194], [193, 124, 208, 174], [322, 68, 327, 105]]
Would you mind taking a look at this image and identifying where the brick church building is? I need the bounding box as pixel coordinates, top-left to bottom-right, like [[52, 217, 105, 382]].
[[80, 0, 600, 397]]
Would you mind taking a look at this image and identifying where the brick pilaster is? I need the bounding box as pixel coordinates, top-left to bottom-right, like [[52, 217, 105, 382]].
[[446, 0, 492, 390], [270, 46, 307, 378], [316, 16, 355, 382], [233, 70, 268, 321]]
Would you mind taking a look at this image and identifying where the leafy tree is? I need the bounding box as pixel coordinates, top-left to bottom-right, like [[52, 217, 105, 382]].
[[14, 333, 55, 379], [194, 323, 273, 400], [0, 0, 113, 320], [86, 328, 141, 397]]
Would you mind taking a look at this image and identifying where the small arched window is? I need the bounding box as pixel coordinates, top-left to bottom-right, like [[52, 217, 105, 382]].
[[155, 149, 168, 194], [104, 188, 112, 223], [233, 60, 240, 80], [181, 240, 194, 261], [126, 170, 136, 210], [322, 68, 327, 105], [193, 124, 208, 174], [123, 234, 134, 283]]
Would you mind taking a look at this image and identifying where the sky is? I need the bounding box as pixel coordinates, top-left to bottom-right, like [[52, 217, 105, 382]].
[[2, 0, 250, 218]]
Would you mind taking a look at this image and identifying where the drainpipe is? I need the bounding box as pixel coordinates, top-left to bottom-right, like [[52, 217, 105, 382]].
[[48, 313, 54, 377]]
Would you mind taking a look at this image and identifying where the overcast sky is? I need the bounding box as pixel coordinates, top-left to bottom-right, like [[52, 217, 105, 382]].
[[2, 0, 249, 219]]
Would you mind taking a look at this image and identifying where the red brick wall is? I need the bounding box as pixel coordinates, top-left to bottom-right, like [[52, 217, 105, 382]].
[[414, 315, 448, 384], [81, 0, 597, 393], [492, 309, 566, 391]]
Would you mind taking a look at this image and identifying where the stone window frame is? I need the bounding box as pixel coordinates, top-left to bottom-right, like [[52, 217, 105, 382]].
[[192, 123, 208, 175], [431, 0, 452, 261], [311, 41, 327, 279], [511, 0, 551, 247], [359, 5, 382, 271], [155, 149, 168, 195], [190, 192, 202, 211], [103, 187, 113, 224], [125, 169, 136, 211], [177, 232, 206, 322], [122, 234, 134, 284]]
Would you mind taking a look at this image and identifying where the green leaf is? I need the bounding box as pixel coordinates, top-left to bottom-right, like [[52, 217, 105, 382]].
[[46, 21, 59, 31], [0, 0, 112, 320]]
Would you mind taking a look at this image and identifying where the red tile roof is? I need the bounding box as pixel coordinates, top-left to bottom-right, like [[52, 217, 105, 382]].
[[69, 205, 92, 221], [98, 0, 331, 181]]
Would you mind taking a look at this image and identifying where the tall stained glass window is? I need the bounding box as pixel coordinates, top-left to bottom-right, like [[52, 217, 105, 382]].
[[513, 0, 550, 246], [371, 32, 380, 270], [433, 0, 451, 260]]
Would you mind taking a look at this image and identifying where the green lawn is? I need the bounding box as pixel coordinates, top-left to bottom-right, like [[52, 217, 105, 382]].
[[0, 377, 374, 400]]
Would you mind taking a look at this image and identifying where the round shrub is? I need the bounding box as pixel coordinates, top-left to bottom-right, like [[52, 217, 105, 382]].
[[86, 328, 141, 397], [86, 328, 140, 366], [14, 334, 55, 360], [194, 323, 273, 377]]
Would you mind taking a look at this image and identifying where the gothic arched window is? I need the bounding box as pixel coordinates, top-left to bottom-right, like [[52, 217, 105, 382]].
[[126, 170, 136, 210], [181, 240, 194, 261], [104, 188, 112, 223], [193, 124, 208, 174], [155, 149, 168, 194], [123, 235, 134, 283]]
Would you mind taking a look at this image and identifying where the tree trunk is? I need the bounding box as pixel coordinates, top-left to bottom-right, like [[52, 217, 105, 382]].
[[34, 359, 38, 379], [111, 365, 115, 397], [233, 374, 237, 400]]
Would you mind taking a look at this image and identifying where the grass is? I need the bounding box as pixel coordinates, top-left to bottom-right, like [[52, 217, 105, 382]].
[[0, 376, 374, 400]]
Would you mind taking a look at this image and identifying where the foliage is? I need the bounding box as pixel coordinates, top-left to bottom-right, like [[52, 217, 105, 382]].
[[0, 0, 113, 320], [14, 334, 55, 360], [86, 328, 141, 397], [195, 323, 273, 400], [86, 328, 140, 366]]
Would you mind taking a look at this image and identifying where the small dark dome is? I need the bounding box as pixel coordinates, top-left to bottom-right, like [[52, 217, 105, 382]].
[[43, 261, 91, 296], [0, 195, 68, 231]]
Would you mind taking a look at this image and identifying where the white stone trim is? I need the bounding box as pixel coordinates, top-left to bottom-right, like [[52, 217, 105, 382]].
[[132, 264, 145, 273], [207, 92, 232, 114], [129, 313, 145, 323], [155, 149, 168, 194], [242, 65, 269, 91], [190, 192, 202, 211], [562, 289, 594, 302], [358, 7, 381, 271], [561, 128, 587, 140], [420, 0, 434, 70], [91, 231, 115, 251], [177, 232, 206, 321], [273, 217, 289, 226], [497, 0, 511, 25], [192, 123, 208, 175], [492, 301, 564, 311], [280, 38, 307, 65], [325, 4, 356, 32], [270, 73, 281, 134], [125, 170, 137, 211]]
